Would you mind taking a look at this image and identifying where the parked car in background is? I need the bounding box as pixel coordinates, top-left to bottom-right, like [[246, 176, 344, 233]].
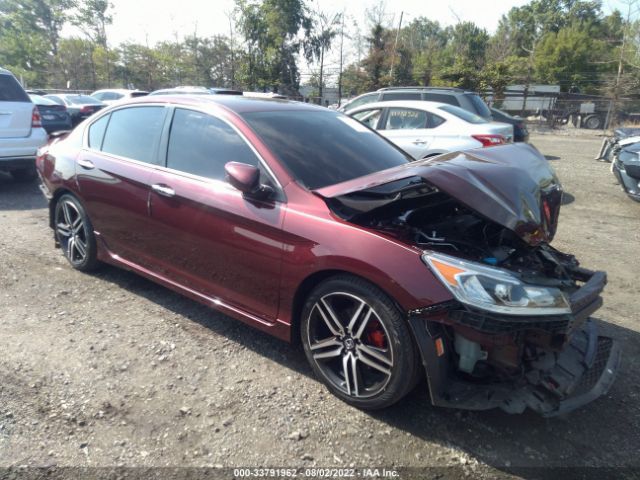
[[0, 67, 48, 180], [90, 88, 149, 105], [44, 94, 105, 126], [339, 87, 493, 120], [149, 86, 243, 96], [36, 95, 618, 416], [29, 94, 72, 134], [347, 101, 513, 159], [490, 107, 529, 143]]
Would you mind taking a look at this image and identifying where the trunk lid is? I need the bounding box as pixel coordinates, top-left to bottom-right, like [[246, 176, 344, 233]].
[[314, 143, 563, 246]]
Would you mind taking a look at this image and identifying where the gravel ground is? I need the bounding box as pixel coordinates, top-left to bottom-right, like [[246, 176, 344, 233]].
[[0, 133, 639, 479]]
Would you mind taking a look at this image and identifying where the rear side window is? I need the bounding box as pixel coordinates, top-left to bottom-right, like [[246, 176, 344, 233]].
[[101, 106, 166, 164], [381, 92, 421, 101], [166, 108, 259, 180], [88, 114, 110, 149], [424, 93, 459, 107], [384, 108, 429, 129], [0, 74, 30, 102]]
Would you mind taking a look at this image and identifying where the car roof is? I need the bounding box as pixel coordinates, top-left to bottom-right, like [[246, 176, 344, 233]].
[[0, 67, 12, 75], [346, 100, 449, 112], [377, 86, 476, 94], [92, 88, 143, 94], [119, 94, 327, 114]]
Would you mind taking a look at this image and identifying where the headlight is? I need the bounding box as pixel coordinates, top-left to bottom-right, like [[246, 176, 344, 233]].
[[423, 252, 571, 316]]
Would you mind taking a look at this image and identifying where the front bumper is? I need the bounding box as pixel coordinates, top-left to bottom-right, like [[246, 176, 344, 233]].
[[408, 268, 621, 416]]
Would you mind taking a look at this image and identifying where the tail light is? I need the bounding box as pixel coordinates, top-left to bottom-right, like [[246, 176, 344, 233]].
[[32, 106, 42, 128], [471, 134, 506, 147], [80, 106, 92, 113]]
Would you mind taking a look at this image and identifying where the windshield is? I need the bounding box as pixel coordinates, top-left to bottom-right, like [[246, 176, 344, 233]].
[[29, 94, 58, 106], [242, 110, 411, 190], [67, 95, 102, 105], [438, 104, 487, 124]]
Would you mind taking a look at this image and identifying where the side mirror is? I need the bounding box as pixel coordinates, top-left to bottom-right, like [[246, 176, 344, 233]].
[[224, 162, 274, 200]]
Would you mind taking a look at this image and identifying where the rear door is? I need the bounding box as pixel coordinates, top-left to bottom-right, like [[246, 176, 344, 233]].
[[76, 105, 169, 265], [146, 107, 285, 321], [0, 73, 33, 138], [377, 107, 437, 158]]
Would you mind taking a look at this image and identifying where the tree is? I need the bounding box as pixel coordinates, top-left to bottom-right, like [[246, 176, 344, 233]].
[[305, 10, 341, 102], [236, 0, 312, 94], [362, 22, 390, 90]]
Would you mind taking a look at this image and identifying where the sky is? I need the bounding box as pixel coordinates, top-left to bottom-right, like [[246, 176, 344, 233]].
[[97, 0, 630, 48]]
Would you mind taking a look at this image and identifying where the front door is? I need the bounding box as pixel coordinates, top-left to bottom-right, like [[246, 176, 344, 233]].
[[146, 108, 285, 321]]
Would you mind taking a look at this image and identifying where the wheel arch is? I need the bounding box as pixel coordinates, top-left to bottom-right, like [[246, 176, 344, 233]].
[[289, 269, 405, 346], [48, 187, 77, 230]]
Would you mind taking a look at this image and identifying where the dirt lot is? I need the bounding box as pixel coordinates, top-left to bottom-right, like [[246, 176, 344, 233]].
[[1, 133, 639, 479]]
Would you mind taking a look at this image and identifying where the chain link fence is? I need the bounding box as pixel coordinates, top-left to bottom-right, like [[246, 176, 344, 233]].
[[490, 92, 640, 132]]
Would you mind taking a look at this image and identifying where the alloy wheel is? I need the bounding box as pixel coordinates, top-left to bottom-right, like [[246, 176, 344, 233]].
[[306, 292, 394, 399], [56, 199, 89, 265]]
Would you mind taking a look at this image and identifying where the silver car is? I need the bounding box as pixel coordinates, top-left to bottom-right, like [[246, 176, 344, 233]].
[[347, 100, 514, 159], [0, 68, 48, 180]]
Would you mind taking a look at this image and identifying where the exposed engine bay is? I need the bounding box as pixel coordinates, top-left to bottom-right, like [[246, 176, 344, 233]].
[[318, 148, 620, 416]]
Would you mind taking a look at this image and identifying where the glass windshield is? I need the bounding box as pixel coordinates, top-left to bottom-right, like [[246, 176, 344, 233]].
[[67, 95, 102, 105], [242, 110, 411, 190], [438, 105, 487, 124], [29, 94, 57, 106]]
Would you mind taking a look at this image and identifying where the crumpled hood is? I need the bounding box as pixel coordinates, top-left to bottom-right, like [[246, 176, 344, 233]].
[[314, 143, 563, 246]]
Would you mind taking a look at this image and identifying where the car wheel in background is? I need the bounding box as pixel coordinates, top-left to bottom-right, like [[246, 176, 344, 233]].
[[301, 275, 420, 410], [584, 115, 603, 130], [54, 194, 99, 271]]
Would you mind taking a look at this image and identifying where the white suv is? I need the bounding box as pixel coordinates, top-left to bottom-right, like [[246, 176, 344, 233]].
[[0, 68, 48, 180]]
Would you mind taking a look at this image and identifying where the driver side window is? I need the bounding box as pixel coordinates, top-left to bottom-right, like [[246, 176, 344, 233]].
[[166, 108, 260, 181]]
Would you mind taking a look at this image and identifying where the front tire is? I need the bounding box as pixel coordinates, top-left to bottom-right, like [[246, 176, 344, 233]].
[[300, 275, 420, 410], [54, 194, 99, 271]]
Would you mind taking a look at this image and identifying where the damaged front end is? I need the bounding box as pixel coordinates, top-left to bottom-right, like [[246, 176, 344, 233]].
[[316, 143, 620, 416]]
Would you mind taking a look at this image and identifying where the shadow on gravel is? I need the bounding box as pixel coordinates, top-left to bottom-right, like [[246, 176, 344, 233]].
[[0, 173, 46, 211], [561, 192, 575, 205], [92, 265, 640, 475]]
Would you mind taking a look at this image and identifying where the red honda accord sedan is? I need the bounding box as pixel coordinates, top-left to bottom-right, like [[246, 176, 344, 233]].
[[36, 95, 619, 415]]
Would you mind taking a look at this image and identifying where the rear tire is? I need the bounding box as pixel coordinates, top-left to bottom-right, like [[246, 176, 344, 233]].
[[300, 275, 420, 410], [10, 166, 37, 182], [54, 194, 99, 272]]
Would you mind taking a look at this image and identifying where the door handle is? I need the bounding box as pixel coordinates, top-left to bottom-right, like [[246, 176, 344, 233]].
[[77, 158, 95, 169], [412, 139, 428, 145], [151, 183, 175, 198]]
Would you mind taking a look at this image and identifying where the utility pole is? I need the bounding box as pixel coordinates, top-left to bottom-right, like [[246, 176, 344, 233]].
[[338, 10, 345, 107], [388, 11, 403, 84]]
